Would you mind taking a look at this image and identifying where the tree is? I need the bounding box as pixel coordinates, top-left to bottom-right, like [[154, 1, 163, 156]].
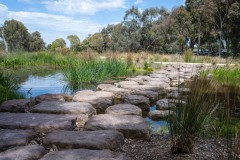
[[51, 38, 66, 50], [1, 19, 30, 52], [123, 6, 142, 52], [82, 33, 104, 53], [67, 35, 81, 52], [28, 31, 45, 52]]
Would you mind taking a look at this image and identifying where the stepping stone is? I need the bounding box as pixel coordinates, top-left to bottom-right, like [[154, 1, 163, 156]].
[[0, 145, 46, 160], [124, 95, 150, 111], [118, 83, 161, 93], [156, 99, 176, 110], [97, 84, 131, 104], [31, 101, 96, 117], [84, 114, 150, 140], [125, 77, 144, 84], [156, 99, 186, 110], [73, 90, 114, 113], [148, 110, 173, 120], [106, 104, 142, 116], [131, 90, 158, 102], [40, 149, 128, 160], [35, 94, 73, 103], [0, 129, 36, 151], [0, 99, 34, 113], [43, 130, 124, 150], [0, 113, 77, 132]]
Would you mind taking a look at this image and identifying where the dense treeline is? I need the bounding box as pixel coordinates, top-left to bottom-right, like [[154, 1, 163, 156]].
[[0, 0, 240, 56]]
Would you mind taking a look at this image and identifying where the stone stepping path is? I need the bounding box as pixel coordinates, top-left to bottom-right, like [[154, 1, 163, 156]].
[[106, 104, 142, 116], [0, 129, 36, 151], [0, 63, 202, 159], [0, 113, 77, 132], [31, 101, 96, 117], [84, 114, 150, 140], [40, 149, 128, 160], [43, 130, 124, 150], [0, 145, 46, 160]]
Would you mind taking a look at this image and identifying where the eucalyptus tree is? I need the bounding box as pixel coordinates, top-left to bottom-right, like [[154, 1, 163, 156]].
[[28, 31, 45, 52], [228, 1, 240, 55], [67, 35, 81, 52], [123, 6, 142, 52], [51, 38, 66, 50], [1, 19, 30, 52], [141, 7, 168, 52]]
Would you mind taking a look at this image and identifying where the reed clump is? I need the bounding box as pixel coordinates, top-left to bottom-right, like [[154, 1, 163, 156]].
[[170, 78, 219, 153]]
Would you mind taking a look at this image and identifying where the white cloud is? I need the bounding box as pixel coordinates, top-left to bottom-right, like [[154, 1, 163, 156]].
[[0, 4, 9, 24], [43, 0, 126, 15], [8, 11, 103, 44], [134, 0, 143, 5]]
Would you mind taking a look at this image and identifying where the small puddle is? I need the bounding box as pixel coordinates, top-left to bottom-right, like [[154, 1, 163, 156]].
[[145, 105, 169, 134]]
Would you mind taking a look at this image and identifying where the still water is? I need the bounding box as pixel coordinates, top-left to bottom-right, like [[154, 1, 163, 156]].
[[17, 72, 168, 132]]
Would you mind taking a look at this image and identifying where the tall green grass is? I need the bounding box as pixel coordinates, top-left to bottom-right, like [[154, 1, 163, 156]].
[[0, 52, 76, 67], [170, 79, 219, 153], [63, 59, 131, 85], [0, 73, 24, 104], [209, 67, 240, 86]]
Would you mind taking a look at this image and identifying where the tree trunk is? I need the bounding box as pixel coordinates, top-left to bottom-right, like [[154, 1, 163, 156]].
[[2, 27, 8, 53]]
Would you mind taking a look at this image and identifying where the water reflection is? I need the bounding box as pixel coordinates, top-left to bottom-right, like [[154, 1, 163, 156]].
[[18, 73, 97, 98], [145, 105, 169, 133]]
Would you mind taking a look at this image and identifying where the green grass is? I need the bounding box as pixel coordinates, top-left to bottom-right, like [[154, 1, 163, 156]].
[[0, 73, 24, 105], [202, 66, 240, 86], [0, 52, 76, 67], [170, 79, 219, 153], [63, 59, 131, 85]]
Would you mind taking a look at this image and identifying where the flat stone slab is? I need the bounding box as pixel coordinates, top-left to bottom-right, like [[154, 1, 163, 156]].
[[35, 94, 73, 103], [0, 113, 77, 132], [31, 101, 96, 117], [40, 149, 128, 160], [97, 84, 131, 104], [0, 145, 46, 160], [84, 114, 150, 140], [0, 129, 36, 151], [124, 95, 150, 111], [156, 99, 186, 110], [131, 90, 158, 102], [0, 99, 33, 113], [106, 104, 142, 116], [148, 110, 173, 120], [43, 130, 124, 150], [73, 90, 114, 113]]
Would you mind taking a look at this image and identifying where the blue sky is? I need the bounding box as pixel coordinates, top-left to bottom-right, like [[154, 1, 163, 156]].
[[0, 0, 184, 45]]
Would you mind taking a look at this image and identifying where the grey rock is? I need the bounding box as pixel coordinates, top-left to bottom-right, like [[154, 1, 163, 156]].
[[148, 110, 172, 120], [124, 95, 150, 111], [156, 99, 186, 110], [31, 101, 96, 117], [40, 149, 128, 160], [0, 99, 34, 113], [106, 104, 142, 116], [97, 84, 131, 104], [0, 113, 77, 132], [43, 130, 124, 150], [0, 145, 46, 160], [0, 129, 36, 151], [131, 90, 158, 102], [73, 90, 114, 113], [84, 114, 150, 140], [35, 94, 72, 103]]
